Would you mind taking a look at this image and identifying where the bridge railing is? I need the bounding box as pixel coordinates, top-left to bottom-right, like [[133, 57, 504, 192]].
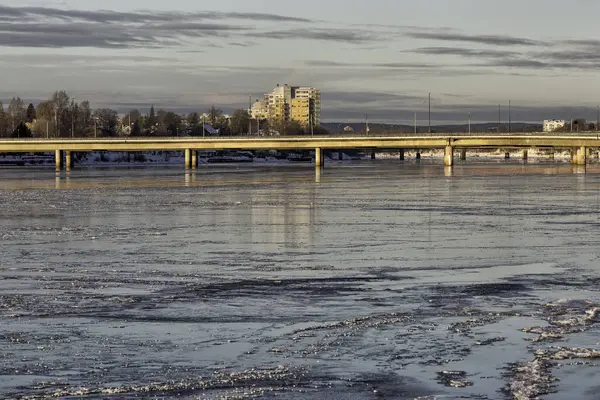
[[1, 132, 599, 140]]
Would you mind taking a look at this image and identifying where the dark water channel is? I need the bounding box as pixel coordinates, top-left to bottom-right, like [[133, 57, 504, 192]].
[[1, 161, 600, 399]]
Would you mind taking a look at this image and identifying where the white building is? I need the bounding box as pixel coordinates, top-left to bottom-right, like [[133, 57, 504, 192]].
[[250, 100, 269, 120], [543, 119, 567, 132]]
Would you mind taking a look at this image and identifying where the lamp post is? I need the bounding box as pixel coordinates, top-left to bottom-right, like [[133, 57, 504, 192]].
[[71, 97, 75, 138], [508, 100, 511, 133], [468, 112, 471, 134], [428, 92, 431, 134]]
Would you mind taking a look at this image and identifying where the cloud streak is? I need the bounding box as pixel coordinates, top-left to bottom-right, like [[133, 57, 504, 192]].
[[406, 31, 545, 46], [0, 5, 323, 48]]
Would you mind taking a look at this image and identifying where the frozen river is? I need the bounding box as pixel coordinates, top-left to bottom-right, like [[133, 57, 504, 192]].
[[1, 161, 600, 399]]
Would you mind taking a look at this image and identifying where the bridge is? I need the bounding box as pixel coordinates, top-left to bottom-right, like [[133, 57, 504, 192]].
[[0, 134, 599, 170]]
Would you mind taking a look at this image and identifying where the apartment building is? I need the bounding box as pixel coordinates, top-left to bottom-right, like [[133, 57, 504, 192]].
[[252, 84, 321, 127]]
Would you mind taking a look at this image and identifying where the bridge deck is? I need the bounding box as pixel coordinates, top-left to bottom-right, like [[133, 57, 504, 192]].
[[1, 135, 600, 153]]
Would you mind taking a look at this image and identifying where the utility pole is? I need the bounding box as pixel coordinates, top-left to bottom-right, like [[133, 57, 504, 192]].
[[248, 95, 252, 136], [413, 112, 417, 134], [570, 117, 573, 132], [508, 100, 511, 133], [428, 92, 431, 134], [468, 112, 471, 134], [498, 104, 501, 132], [71, 98, 75, 138]]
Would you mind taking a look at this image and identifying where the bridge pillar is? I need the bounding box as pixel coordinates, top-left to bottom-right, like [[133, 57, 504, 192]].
[[399, 149, 405, 161], [371, 151, 376, 160], [522, 149, 528, 161], [571, 148, 577, 164], [444, 146, 454, 167], [315, 147, 323, 167], [416, 151, 421, 160], [55, 150, 62, 171], [191, 150, 197, 169], [460, 148, 467, 161], [505, 152, 510, 159], [65, 151, 72, 171], [338, 151, 343, 161], [575, 146, 587, 165], [184, 148, 191, 169]]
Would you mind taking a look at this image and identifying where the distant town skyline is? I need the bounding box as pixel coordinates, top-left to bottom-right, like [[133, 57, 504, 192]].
[[2, 0, 600, 123]]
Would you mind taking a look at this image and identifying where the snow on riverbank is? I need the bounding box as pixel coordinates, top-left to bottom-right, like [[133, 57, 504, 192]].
[[0, 148, 583, 167]]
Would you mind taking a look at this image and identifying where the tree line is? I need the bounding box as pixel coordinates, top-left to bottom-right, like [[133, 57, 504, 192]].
[[0, 90, 328, 138]]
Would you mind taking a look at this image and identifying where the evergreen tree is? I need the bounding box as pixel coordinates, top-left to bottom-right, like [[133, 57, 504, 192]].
[[131, 120, 141, 136], [11, 121, 32, 138], [0, 103, 7, 137], [145, 105, 157, 134], [26, 103, 36, 123]]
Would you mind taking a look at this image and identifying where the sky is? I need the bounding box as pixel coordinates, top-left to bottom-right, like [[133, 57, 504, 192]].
[[1, 0, 600, 123]]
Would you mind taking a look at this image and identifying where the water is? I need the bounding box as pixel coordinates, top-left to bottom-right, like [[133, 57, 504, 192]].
[[1, 161, 600, 399]]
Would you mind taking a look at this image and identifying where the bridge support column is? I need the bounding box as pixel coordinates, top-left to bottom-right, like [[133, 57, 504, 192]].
[[55, 150, 62, 171], [416, 151, 421, 160], [184, 148, 191, 169], [575, 146, 587, 165], [460, 148, 467, 161], [371, 151, 376, 160], [191, 150, 197, 169], [399, 149, 405, 161], [571, 148, 577, 164], [65, 151, 72, 171], [315, 147, 323, 167], [444, 146, 454, 167], [522, 149, 528, 161], [505, 152, 510, 159], [338, 151, 343, 161]]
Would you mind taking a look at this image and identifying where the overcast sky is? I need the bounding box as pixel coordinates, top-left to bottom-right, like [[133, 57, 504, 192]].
[[1, 0, 600, 123]]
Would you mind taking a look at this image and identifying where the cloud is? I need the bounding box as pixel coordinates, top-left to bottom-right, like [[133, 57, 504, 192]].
[[250, 28, 378, 44], [406, 31, 544, 46], [304, 60, 436, 68], [0, 5, 318, 48], [0, 6, 312, 24], [410, 46, 520, 59]]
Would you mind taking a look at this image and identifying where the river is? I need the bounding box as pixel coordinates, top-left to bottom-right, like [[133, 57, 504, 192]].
[[1, 161, 600, 399]]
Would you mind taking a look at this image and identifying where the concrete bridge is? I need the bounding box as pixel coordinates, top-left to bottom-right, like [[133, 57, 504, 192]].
[[0, 135, 599, 170]]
